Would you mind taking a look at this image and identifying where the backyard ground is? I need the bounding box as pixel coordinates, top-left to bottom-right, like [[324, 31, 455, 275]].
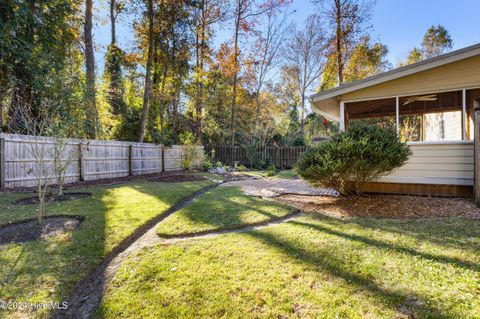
[[0, 170, 479, 318]]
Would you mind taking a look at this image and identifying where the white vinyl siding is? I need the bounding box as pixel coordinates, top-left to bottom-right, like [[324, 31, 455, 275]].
[[376, 141, 474, 186]]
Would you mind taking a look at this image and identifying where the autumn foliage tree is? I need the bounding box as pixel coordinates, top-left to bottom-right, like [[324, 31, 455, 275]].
[[227, 0, 290, 147], [400, 25, 453, 66], [283, 14, 327, 134], [0, 0, 416, 152]]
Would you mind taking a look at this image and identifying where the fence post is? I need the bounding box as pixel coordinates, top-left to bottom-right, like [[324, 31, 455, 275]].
[[0, 138, 5, 188], [128, 145, 133, 176], [161, 145, 165, 172], [275, 148, 279, 168], [78, 142, 85, 181]]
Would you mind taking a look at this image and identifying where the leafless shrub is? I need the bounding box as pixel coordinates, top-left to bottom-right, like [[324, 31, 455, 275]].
[[8, 92, 76, 224]]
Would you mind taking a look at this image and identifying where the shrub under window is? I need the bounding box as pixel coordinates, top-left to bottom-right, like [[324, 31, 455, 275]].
[[296, 123, 412, 195]]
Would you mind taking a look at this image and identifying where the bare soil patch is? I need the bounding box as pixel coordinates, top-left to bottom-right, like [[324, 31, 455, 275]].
[[277, 194, 480, 219], [0, 215, 83, 244], [14, 192, 92, 205]]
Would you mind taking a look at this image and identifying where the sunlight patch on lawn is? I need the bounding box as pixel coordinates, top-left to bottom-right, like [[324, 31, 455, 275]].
[[156, 186, 294, 236], [99, 213, 480, 319], [0, 180, 213, 319]]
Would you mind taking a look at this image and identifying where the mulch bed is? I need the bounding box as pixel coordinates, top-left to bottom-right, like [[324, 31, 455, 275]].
[[0, 215, 83, 244], [14, 192, 92, 205], [147, 174, 207, 182], [277, 194, 480, 219]]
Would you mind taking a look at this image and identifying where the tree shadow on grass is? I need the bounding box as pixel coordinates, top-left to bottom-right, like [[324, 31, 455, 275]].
[[289, 218, 480, 273], [156, 186, 293, 233], [0, 180, 212, 318], [245, 228, 456, 319], [345, 216, 480, 255], [0, 187, 108, 318]]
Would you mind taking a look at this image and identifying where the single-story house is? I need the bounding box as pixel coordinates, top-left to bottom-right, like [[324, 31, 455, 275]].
[[309, 43, 480, 197]]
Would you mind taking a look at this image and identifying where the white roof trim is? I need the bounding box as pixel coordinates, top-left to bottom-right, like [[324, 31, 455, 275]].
[[313, 109, 340, 122], [310, 43, 480, 102]]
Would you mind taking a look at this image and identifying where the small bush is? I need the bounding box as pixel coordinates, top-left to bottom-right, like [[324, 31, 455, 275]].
[[266, 164, 276, 177], [202, 154, 215, 170], [242, 142, 262, 168], [235, 164, 246, 171], [296, 123, 411, 195], [182, 146, 200, 171]]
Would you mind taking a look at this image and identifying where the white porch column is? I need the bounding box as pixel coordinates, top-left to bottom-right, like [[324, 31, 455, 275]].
[[462, 89, 467, 140], [396, 96, 400, 135], [474, 100, 480, 206], [339, 101, 345, 131]]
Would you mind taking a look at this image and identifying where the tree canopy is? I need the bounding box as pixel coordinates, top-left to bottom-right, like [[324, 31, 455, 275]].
[[399, 25, 453, 66], [0, 1, 456, 147]]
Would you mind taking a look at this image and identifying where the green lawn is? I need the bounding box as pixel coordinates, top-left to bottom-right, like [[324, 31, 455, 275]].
[[241, 169, 297, 179], [274, 169, 298, 179], [156, 186, 294, 236], [97, 214, 480, 319], [0, 179, 213, 318]]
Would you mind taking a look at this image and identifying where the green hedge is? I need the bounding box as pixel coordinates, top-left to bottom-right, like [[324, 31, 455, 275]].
[[296, 123, 411, 195]]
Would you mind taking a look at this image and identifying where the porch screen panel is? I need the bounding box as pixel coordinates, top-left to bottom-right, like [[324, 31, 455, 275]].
[[399, 91, 462, 142], [345, 98, 396, 129]]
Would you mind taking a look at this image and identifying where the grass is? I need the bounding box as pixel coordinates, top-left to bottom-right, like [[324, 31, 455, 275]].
[[0, 179, 214, 318], [241, 169, 297, 179], [156, 186, 294, 236], [97, 213, 480, 319], [275, 169, 298, 179]]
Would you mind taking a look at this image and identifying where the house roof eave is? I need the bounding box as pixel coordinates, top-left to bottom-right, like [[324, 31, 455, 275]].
[[310, 43, 480, 103]]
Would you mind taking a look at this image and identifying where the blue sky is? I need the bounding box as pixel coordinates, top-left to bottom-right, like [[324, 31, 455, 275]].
[[287, 0, 480, 64], [95, 0, 480, 69]]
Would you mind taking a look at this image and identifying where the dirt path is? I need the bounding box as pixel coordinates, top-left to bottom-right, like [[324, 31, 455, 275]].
[[52, 180, 303, 319]]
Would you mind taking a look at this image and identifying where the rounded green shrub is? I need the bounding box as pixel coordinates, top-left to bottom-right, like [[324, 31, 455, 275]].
[[296, 123, 412, 195]]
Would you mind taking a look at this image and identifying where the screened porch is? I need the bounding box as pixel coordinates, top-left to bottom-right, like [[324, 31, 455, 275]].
[[343, 89, 480, 142]]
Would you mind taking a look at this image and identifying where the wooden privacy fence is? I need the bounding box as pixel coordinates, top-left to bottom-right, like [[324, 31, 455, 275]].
[[0, 134, 204, 188], [205, 145, 308, 168]]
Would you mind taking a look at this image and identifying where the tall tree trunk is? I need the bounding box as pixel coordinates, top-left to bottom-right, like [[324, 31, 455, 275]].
[[159, 64, 168, 144], [300, 94, 305, 134], [85, 0, 99, 138], [253, 92, 260, 138], [0, 100, 3, 131], [138, 0, 154, 142], [194, 0, 206, 143], [194, 25, 201, 139], [172, 92, 179, 144], [335, 0, 343, 85], [110, 0, 116, 44], [230, 7, 241, 148]]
